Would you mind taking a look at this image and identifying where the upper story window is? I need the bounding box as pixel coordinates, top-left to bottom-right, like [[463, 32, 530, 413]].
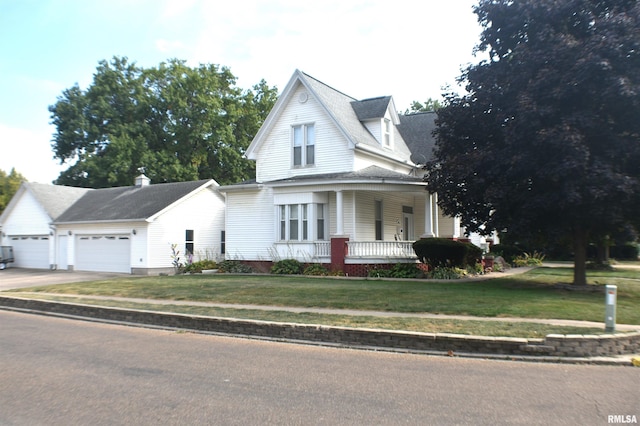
[[383, 118, 392, 148], [293, 124, 315, 167]]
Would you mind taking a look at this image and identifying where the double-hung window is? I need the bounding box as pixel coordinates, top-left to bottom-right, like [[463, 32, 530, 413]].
[[374, 200, 383, 240], [278, 203, 326, 241], [316, 204, 325, 240], [383, 119, 391, 147], [302, 205, 308, 240], [289, 205, 299, 240], [293, 124, 315, 167], [185, 229, 194, 255]]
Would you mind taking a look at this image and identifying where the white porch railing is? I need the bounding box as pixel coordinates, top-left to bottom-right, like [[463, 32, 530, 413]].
[[314, 241, 331, 257], [346, 241, 416, 258], [273, 240, 417, 260]]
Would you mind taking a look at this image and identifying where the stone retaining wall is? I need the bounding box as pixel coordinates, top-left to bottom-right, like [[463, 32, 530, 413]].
[[1, 296, 638, 358]]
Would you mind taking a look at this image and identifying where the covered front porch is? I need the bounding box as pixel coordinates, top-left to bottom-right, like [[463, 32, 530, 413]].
[[270, 180, 460, 272]]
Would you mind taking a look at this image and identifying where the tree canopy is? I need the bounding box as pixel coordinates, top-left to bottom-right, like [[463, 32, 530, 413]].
[[426, 0, 640, 285], [49, 57, 278, 188], [404, 98, 442, 114], [0, 168, 26, 215]]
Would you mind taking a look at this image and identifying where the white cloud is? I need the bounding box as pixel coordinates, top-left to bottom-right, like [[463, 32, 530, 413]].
[[181, 0, 484, 108]]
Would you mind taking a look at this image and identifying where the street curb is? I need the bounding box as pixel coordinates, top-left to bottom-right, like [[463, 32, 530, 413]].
[[1, 296, 638, 366]]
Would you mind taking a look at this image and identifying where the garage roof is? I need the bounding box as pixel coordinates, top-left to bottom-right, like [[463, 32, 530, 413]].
[[0, 182, 90, 224], [55, 179, 215, 223], [28, 183, 92, 220]]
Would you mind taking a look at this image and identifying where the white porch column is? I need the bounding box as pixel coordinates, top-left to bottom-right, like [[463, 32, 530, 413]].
[[422, 193, 435, 238], [335, 190, 344, 235], [453, 216, 461, 239], [433, 192, 439, 237]]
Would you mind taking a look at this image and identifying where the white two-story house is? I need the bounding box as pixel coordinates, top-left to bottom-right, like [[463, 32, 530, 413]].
[[220, 70, 492, 275]]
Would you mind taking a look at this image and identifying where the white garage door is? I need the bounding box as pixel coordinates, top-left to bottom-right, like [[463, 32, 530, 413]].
[[76, 235, 131, 273], [9, 235, 50, 269]]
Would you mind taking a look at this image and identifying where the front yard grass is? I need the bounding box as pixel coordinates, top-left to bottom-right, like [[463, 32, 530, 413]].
[[6, 267, 640, 330], [5, 293, 607, 338]]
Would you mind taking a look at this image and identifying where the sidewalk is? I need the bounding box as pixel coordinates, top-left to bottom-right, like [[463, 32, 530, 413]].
[[13, 291, 640, 332]]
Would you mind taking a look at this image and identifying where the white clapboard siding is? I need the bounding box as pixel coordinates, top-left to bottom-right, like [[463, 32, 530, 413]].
[[225, 187, 275, 260], [146, 187, 225, 268], [2, 190, 52, 235], [352, 191, 419, 241], [256, 85, 354, 183]]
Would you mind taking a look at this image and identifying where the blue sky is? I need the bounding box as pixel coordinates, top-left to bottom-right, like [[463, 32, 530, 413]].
[[0, 0, 483, 183]]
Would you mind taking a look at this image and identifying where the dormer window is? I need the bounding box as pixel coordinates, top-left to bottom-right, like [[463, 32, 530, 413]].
[[293, 124, 315, 167], [383, 118, 392, 148]]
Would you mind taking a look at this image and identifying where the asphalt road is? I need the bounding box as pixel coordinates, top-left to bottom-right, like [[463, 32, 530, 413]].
[[1, 311, 638, 425]]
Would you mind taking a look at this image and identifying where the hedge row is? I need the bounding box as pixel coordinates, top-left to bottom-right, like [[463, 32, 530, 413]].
[[412, 238, 483, 268]]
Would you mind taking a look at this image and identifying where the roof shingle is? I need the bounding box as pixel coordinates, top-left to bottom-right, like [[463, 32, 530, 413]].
[[55, 179, 213, 223], [27, 183, 91, 220]]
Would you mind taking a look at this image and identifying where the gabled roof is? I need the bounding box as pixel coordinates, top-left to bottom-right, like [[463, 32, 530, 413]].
[[351, 96, 392, 121], [245, 70, 413, 163], [398, 112, 437, 165], [28, 183, 92, 219], [0, 182, 90, 223], [55, 179, 216, 223]]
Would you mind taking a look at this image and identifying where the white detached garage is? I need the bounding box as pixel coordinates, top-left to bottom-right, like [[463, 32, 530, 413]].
[[1, 176, 225, 275], [54, 175, 225, 275]]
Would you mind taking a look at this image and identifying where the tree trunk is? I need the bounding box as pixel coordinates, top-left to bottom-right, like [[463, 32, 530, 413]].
[[573, 227, 588, 286]]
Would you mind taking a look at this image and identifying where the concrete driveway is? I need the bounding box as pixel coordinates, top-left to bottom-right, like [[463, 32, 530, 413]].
[[0, 268, 128, 291]]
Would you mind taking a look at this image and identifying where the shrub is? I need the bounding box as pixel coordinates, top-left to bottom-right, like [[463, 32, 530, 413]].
[[367, 267, 392, 278], [183, 259, 218, 274], [218, 260, 254, 273], [271, 259, 303, 275], [467, 262, 484, 275], [389, 263, 421, 278], [412, 238, 482, 268], [366, 263, 420, 278], [512, 251, 545, 267], [610, 244, 639, 260], [490, 244, 526, 264], [426, 266, 466, 280], [303, 264, 330, 276]]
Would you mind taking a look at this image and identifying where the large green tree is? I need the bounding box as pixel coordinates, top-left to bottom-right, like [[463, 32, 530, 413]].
[[426, 0, 640, 286], [0, 168, 26, 215], [49, 57, 278, 187]]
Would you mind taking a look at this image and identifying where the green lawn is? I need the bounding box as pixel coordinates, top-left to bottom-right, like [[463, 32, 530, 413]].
[[8, 267, 640, 325]]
